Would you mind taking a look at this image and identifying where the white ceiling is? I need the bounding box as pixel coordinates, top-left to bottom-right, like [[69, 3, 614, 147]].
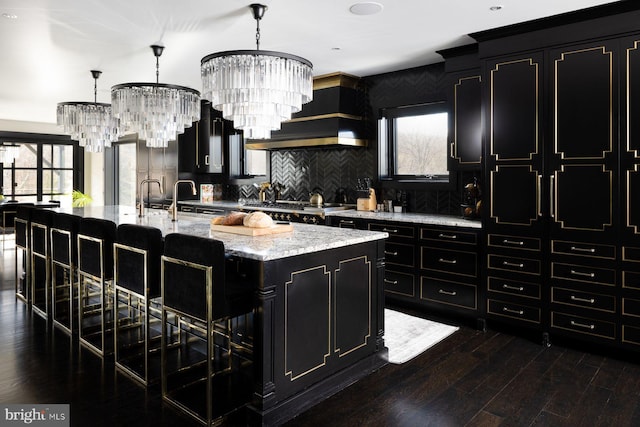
[[0, 0, 623, 125]]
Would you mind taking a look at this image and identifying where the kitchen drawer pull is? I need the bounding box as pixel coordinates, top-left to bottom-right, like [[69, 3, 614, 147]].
[[503, 261, 524, 268], [503, 307, 524, 316], [570, 295, 595, 304], [570, 269, 595, 278], [503, 239, 524, 246], [438, 289, 457, 296], [340, 220, 354, 225], [570, 320, 595, 330], [384, 279, 398, 285], [570, 246, 596, 253], [438, 258, 457, 264], [502, 284, 524, 292], [438, 233, 458, 240], [537, 174, 543, 217], [384, 250, 399, 256], [383, 228, 398, 233]]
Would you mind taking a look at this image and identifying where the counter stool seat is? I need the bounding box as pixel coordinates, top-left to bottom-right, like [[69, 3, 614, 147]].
[[77, 217, 116, 357], [30, 208, 55, 320], [114, 223, 163, 385], [161, 233, 255, 426], [51, 212, 81, 335]]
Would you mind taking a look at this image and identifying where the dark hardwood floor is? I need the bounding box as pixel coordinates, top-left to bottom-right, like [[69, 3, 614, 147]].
[[2, 237, 640, 426]]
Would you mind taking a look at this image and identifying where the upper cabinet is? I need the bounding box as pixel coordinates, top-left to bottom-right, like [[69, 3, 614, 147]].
[[438, 45, 483, 170], [178, 100, 225, 174]]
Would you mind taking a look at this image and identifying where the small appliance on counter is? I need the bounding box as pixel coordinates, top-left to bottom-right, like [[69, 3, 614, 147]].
[[356, 178, 377, 211], [461, 177, 482, 220]]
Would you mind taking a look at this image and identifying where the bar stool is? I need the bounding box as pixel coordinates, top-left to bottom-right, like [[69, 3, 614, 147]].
[[31, 208, 55, 320], [15, 204, 35, 303], [51, 212, 81, 335], [0, 201, 19, 251], [77, 217, 116, 357], [161, 233, 255, 426], [113, 223, 163, 385]]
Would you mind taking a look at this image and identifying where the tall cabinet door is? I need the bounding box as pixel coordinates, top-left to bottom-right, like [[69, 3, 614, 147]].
[[621, 37, 640, 351], [485, 53, 546, 332], [449, 73, 482, 169], [547, 41, 619, 345]]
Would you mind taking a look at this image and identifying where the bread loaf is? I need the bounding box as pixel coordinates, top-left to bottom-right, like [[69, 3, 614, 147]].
[[243, 211, 273, 228], [222, 211, 247, 225]]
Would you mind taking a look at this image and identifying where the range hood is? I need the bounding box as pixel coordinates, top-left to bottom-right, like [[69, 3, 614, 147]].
[[246, 72, 368, 150]]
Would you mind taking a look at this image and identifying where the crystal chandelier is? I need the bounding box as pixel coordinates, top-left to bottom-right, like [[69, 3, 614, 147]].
[[57, 70, 119, 153], [111, 45, 201, 148], [0, 144, 19, 164], [200, 3, 313, 140]]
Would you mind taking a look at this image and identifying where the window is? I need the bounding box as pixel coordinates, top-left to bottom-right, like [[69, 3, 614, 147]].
[[0, 133, 82, 205], [229, 132, 269, 182], [379, 102, 450, 185]]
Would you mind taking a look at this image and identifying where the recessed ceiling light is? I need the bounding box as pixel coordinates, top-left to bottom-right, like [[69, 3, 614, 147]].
[[489, 5, 503, 11], [349, 2, 384, 16], [2, 13, 18, 19]]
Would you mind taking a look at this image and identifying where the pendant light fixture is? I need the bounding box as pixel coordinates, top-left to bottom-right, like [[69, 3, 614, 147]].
[[200, 3, 313, 140], [111, 44, 201, 148], [57, 70, 119, 153]]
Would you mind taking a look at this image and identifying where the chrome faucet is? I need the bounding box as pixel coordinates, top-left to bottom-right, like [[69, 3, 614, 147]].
[[172, 180, 197, 221], [139, 179, 163, 217]]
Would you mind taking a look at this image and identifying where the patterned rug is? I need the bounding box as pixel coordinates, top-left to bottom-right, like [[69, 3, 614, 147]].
[[384, 309, 459, 364]]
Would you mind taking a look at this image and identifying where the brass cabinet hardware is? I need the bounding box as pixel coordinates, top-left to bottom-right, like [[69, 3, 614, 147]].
[[503, 284, 524, 292], [571, 320, 595, 330], [570, 269, 595, 278], [384, 250, 398, 256], [571, 295, 595, 304], [340, 220, 354, 225], [503, 239, 524, 246], [383, 228, 398, 233], [503, 307, 524, 315], [383, 279, 398, 285], [537, 174, 543, 217], [550, 174, 555, 218], [570, 246, 596, 253], [438, 289, 457, 296], [503, 261, 524, 268], [438, 233, 458, 239], [438, 258, 458, 264]]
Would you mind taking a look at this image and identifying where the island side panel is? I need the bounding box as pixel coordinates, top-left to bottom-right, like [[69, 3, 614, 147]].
[[250, 240, 387, 423]]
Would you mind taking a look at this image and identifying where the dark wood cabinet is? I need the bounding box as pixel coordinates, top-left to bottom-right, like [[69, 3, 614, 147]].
[[178, 101, 224, 174]]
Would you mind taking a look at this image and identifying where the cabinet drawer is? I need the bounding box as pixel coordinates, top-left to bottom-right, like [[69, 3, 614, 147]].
[[551, 262, 615, 287], [421, 247, 477, 277], [421, 277, 477, 310], [487, 299, 540, 324], [551, 287, 615, 313], [195, 207, 225, 215], [488, 234, 540, 251], [384, 242, 415, 267], [368, 222, 415, 239], [488, 254, 540, 275], [421, 228, 477, 245], [487, 276, 540, 299], [623, 298, 640, 318], [551, 312, 615, 340], [334, 218, 359, 229], [623, 271, 640, 290], [622, 325, 640, 346], [179, 205, 195, 212], [552, 240, 615, 259], [384, 270, 415, 297], [623, 246, 640, 263]]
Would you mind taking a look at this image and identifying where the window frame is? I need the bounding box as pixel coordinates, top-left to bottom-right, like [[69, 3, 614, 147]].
[[378, 102, 455, 190]]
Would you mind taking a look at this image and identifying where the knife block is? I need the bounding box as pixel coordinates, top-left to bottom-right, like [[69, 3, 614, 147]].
[[357, 189, 377, 211]]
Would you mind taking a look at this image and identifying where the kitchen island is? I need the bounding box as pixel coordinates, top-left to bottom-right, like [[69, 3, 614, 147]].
[[57, 205, 389, 425]]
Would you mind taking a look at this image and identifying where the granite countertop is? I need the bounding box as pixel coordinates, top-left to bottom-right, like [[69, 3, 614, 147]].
[[179, 200, 482, 229], [56, 205, 387, 262]]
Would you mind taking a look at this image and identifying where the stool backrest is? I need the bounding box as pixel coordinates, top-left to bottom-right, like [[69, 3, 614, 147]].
[[14, 204, 35, 248], [0, 203, 19, 228], [115, 224, 163, 297], [30, 208, 54, 256], [51, 213, 81, 266], [78, 217, 116, 280], [162, 233, 226, 321]]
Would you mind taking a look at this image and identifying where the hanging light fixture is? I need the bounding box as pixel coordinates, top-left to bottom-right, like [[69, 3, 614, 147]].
[[111, 44, 201, 148], [201, 3, 313, 140], [0, 144, 19, 164], [57, 70, 119, 153]]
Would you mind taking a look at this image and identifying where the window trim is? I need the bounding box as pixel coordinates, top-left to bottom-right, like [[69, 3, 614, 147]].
[[378, 102, 455, 190]]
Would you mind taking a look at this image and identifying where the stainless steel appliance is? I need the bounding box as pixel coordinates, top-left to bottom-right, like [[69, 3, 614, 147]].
[[240, 200, 354, 224]]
